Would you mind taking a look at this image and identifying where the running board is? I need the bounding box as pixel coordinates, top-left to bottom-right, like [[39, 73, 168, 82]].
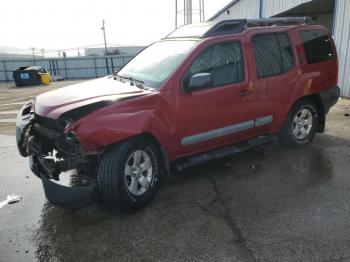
[[175, 135, 277, 171]]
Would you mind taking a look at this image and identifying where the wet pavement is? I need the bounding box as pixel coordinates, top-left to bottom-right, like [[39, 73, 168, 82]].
[[1, 100, 350, 262]]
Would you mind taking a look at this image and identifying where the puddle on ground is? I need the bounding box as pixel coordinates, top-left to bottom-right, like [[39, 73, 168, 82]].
[[285, 148, 333, 187]]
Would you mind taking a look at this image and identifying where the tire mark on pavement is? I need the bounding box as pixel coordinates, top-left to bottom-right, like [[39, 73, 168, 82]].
[[0, 102, 26, 107], [0, 111, 18, 115], [0, 119, 16, 123]]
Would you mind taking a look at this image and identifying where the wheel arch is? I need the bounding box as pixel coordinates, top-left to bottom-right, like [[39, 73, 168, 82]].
[[138, 132, 171, 177], [286, 93, 325, 133], [306, 93, 326, 133], [104, 132, 171, 177]]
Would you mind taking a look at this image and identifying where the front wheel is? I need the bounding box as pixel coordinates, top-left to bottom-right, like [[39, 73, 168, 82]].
[[279, 99, 318, 148], [97, 137, 160, 211]]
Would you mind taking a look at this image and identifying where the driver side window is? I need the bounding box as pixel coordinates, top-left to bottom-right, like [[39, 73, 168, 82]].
[[187, 41, 244, 88]]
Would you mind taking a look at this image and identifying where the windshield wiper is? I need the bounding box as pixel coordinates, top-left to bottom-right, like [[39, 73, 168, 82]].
[[117, 75, 144, 84], [115, 74, 154, 91]]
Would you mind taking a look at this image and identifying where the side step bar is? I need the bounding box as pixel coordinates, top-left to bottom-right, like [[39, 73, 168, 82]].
[[175, 135, 277, 171]]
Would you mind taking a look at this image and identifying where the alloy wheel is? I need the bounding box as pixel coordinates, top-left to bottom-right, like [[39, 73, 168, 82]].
[[292, 108, 313, 140], [124, 150, 153, 196]]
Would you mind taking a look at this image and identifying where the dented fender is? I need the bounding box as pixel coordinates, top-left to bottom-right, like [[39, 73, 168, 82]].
[[68, 93, 177, 156], [71, 110, 154, 151]]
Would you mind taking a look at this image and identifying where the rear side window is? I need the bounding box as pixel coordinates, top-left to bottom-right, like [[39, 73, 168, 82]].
[[278, 34, 295, 72], [299, 30, 333, 64], [187, 41, 244, 87], [252, 33, 294, 77]]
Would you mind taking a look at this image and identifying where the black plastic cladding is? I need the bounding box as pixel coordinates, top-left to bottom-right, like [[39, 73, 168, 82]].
[[203, 19, 247, 37]]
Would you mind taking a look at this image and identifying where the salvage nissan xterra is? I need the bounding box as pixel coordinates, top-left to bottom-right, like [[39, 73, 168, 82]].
[[16, 17, 340, 211]]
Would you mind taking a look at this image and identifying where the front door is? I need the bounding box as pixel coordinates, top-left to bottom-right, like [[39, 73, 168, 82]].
[[175, 39, 255, 156]]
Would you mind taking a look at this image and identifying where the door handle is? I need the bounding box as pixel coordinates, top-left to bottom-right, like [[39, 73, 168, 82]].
[[238, 90, 251, 97]]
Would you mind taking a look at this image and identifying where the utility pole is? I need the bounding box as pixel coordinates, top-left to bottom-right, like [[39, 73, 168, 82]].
[[101, 19, 108, 55], [187, 0, 192, 24], [30, 47, 36, 64], [175, 0, 178, 28], [199, 0, 205, 22], [185, 0, 187, 24], [177, 0, 203, 26], [202, 0, 205, 21], [40, 48, 45, 57]]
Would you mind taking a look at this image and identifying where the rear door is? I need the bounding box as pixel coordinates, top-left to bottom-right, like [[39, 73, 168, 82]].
[[249, 31, 298, 132]]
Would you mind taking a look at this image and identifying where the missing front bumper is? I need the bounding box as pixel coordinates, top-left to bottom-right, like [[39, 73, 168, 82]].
[[16, 100, 99, 209], [41, 175, 98, 209], [29, 155, 98, 208]]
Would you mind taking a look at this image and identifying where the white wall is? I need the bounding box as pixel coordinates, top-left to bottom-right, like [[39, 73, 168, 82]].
[[262, 0, 312, 17], [333, 0, 350, 97], [213, 0, 260, 20], [212, 0, 312, 20]]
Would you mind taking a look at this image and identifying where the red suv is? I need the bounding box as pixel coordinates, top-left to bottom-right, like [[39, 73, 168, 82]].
[[16, 17, 339, 211]]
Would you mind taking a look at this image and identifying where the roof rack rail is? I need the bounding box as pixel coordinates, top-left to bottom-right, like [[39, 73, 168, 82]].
[[164, 17, 312, 39], [246, 17, 312, 27]]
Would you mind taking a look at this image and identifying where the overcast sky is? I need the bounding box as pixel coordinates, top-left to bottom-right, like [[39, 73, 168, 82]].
[[0, 0, 231, 52]]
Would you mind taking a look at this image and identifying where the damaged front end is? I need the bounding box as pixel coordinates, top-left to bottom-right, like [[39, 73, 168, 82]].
[[16, 99, 98, 208]]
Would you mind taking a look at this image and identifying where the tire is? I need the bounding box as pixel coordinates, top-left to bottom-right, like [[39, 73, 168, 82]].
[[279, 99, 318, 148], [97, 136, 160, 211]]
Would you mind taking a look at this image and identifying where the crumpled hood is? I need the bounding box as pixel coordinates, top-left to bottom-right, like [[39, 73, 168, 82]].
[[34, 76, 149, 119]]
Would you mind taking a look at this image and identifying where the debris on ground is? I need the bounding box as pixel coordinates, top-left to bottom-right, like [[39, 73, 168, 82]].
[[0, 194, 22, 208]]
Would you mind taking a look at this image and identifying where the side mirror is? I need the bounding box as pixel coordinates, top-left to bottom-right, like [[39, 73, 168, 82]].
[[184, 73, 212, 92]]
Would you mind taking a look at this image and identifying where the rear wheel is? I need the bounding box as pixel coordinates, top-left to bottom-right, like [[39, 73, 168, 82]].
[[279, 99, 318, 148], [97, 137, 160, 211]]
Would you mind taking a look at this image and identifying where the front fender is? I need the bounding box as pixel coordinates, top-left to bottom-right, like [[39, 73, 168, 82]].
[[71, 110, 155, 152], [68, 91, 177, 157]]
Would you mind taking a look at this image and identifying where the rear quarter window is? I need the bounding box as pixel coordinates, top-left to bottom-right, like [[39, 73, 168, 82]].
[[299, 30, 334, 64]]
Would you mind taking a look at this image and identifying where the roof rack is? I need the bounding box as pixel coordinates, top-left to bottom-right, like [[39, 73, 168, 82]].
[[246, 17, 312, 27], [165, 17, 312, 39]]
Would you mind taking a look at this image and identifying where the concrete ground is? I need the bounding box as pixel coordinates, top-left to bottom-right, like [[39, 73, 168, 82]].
[[0, 81, 84, 135], [0, 81, 350, 262]]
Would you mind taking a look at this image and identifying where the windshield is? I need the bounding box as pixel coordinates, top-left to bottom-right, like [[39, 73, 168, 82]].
[[117, 40, 198, 89]]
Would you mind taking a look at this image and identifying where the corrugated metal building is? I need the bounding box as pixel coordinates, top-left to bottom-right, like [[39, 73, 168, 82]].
[[209, 0, 350, 97]]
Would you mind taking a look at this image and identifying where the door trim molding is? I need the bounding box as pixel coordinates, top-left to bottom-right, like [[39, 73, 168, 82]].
[[255, 115, 273, 127], [181, 115, 273, 145]]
